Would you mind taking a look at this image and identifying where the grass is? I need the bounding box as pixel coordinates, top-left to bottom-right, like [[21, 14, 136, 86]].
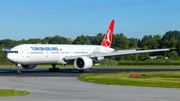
[[0, 89, 30, 97], [92, 65, 180, 68], [1, 65, 180, 68], [79, 71, 180, 88]]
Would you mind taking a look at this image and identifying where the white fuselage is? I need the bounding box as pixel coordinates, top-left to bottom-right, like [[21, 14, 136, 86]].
[[7, 44, 114, 65]]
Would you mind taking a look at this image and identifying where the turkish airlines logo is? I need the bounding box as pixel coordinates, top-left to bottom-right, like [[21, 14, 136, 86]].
[[104, 29, 111, 47]]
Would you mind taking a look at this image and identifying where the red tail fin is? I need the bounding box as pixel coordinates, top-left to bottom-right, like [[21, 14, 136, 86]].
[[101, 20, 115, 48]]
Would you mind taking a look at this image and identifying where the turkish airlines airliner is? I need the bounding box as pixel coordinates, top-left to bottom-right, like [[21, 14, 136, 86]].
[[3, 20, 170, 74]]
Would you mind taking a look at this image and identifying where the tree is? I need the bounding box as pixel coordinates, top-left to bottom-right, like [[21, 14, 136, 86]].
[[139, 35, 149, 47], [153, 34, 161, 39], [132, 54, 139, 61], [94, 33, 104, 45], [156, 55, 164, 60], [41, 37, 52, 44], [49, 35, 67, 44], [111, 33, 129, 49], [21, 39, 26, 44], [87, 36, 96, 45], [176, 40, 180, 55], [146, 38, 160, 49], [116, 55, 125, 61], [14, 41, 22, 46], [168, 51, 179, 60], [0, 39, 15, 48], [26, 39, 41, 44], [139, 35, 154, 47], [84, 39, 91, 45], [162, 38, 177, 48], [66, 38, 73, 44], [128, 38, 137, 48], [0, 50, 8, 62], [73, 35, 91, 45], [125, 55, 132, 61], [162, 30, 180, 41], [138, 53, 150, 61]]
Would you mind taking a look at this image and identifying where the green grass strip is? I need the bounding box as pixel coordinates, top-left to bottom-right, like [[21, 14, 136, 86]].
[[92, 65, 180, 68], [79, 71, 180, 88], [0, 89, 30, 97]]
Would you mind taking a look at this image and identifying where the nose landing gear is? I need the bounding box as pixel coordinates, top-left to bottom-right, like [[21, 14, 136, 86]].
[[16, 69, 21, 74], [15, 64, 21, 74]]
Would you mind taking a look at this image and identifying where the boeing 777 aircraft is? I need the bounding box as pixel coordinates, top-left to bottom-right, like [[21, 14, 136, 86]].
[[3, 20, 171, 74]]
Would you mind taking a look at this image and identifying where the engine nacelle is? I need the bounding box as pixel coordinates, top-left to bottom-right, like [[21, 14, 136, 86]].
[[21, 65, 37, 69], [74, 57, 93, 70]]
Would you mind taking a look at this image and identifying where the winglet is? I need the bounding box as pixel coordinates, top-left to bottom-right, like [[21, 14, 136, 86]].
[[101, 20, 115, 48]]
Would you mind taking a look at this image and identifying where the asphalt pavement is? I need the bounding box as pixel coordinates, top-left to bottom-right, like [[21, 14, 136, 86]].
[[0, 67, 180, 101], [1, 68, 180, 77]]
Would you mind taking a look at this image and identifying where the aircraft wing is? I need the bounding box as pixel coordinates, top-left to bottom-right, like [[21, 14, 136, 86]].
[[2, 49, 10, 52], [90, 48, 170, 58], [64, 48, 170, 60]]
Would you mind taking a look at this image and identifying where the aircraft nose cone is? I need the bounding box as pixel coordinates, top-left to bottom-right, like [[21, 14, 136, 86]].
[[7, 53, 16, 63]]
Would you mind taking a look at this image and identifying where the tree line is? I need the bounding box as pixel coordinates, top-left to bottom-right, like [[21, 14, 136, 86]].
[[0, 30, 180, 62]]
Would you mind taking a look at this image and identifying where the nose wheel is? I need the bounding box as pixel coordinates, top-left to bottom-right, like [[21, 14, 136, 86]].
[[16, 69, 21, 74]]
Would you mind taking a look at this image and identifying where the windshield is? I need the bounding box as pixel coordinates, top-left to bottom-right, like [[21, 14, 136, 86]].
[[8, 51, 18, 53]]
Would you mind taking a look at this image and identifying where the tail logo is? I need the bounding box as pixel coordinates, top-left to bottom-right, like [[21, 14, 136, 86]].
[[104, 29, 111, 47]]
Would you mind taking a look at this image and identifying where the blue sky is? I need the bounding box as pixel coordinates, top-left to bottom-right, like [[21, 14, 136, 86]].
[[0, 0, 180, 40]]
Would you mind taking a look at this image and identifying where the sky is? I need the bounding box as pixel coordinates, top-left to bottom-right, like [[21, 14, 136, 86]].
[[0, 0, 180, 40]]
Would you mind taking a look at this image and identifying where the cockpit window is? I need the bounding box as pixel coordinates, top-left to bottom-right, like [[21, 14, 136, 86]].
[[9, 51, 18, 53]]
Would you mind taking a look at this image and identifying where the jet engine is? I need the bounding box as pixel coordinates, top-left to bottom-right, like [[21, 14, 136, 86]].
[[21, 65, 37, 69], [74, 57, 93, 70]]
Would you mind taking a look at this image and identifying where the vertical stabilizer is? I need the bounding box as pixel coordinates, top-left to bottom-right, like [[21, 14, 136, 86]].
[[101, 20, 115, 48]]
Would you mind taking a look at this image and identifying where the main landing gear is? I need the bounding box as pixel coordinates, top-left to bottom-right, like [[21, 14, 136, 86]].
[[79, 69, 91, 73], [49, 64, 60, 72]]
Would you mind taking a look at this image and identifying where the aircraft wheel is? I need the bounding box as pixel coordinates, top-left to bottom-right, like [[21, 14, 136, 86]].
[[16, 70, 21, 74], [79, 70, 84, 73], [79, 69, 90, 73], [49, 68, 60, 72], [86, 69, 91, 73]]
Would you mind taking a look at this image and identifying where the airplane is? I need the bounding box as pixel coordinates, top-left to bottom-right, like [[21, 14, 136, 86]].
[[3, 20, 171, 74]]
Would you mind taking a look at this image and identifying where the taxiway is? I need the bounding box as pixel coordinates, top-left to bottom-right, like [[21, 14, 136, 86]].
[[0, 68, 180, 101]]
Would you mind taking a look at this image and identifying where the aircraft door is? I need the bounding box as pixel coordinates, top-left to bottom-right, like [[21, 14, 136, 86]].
[[41, 51, 49, 62], [45, 52, 49, 58], [70, 49, 73, 56], [82, 48, 85, 55], [26, 49, 30, 57]]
